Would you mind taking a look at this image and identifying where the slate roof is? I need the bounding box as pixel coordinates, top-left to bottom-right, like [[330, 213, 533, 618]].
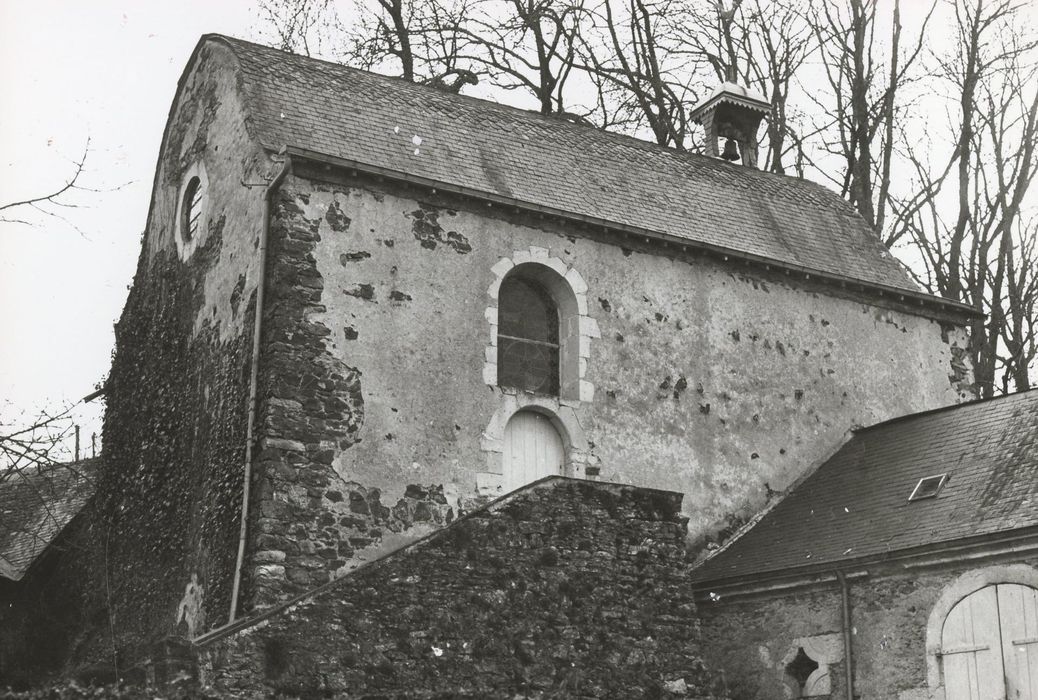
[[692, 390, 1038, 584], [0, 459, 98, 581], [206, 35, 920, 293]]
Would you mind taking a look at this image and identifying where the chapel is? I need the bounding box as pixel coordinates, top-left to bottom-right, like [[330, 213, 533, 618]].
[[3, 34, 1032, 699]]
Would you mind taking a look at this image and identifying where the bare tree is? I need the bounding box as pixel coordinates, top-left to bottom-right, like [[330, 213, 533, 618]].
[[665, 0, 816, 172], [1000, 219, 1038, 392], [803, 0, 935, 229], [0, 402, 79, 484], [343, 0, 437, 81], [741, 1, 814, 175], [258, 0, 484, 90], [0, 139, 93, 233], [577, 0, 700, 146], [450, 0, 589, 116], [888, 0, 1038, 396], [255, 0, 336, 56]]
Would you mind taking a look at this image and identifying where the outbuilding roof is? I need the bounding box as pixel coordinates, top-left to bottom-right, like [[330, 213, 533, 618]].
[[692, 390, 1038, 585], [205, 34, 922, 294], [0, 459, 97, 581]]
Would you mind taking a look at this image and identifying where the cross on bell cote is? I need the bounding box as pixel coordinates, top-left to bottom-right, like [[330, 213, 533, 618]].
[[689, 82, 771, 168]]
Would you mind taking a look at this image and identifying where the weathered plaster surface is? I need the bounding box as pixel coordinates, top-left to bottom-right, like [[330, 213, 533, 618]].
[[246, 182, 457, 608], [144, 43, 273, 344], [289, 176, 969, 545]]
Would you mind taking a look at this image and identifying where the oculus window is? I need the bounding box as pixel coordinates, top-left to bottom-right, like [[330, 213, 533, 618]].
[[181, 176, 204, 241]]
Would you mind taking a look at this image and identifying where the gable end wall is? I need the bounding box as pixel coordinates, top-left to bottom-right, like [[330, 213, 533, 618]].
[[97, 41, 275, 658]]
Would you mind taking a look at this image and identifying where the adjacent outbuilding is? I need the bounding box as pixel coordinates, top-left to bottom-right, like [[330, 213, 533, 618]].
[[692, 389, 1038, 700]]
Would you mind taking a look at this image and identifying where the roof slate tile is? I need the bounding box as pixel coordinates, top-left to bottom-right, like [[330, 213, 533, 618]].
[[692, 390, 1038, 584], [209, 35, 918, 292], [0, 459, 97, 581]]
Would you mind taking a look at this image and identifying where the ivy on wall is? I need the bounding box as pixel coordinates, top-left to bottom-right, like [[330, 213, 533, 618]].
[[98, 215, 252, 661]]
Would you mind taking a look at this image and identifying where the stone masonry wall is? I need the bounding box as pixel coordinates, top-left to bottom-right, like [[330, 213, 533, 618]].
[[201, 478, 726, 699], [695, 554, 1038, 699], [245, 182, 457, 610]]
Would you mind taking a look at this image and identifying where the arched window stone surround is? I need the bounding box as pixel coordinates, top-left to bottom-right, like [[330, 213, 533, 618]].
[[780, 633, 842, 697], [175, 161, 209, 261], [924, 563, 1038, 691], [476, 394, 592, 496], [483, 247, 599, 402], [478, 248, 599, 496]]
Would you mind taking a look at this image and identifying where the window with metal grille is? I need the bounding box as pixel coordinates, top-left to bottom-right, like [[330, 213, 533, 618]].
[[182, 176, 204, 241], [497, 276, 560, 395]]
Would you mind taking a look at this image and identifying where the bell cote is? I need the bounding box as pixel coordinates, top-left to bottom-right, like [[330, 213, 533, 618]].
[[690, 82, 771, 168]]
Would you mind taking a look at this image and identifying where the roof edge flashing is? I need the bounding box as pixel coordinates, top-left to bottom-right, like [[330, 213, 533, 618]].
[[854, 387, 1037, 435], [692, 527, 1038, 596]]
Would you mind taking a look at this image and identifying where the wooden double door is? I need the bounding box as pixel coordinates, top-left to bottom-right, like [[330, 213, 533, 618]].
[[942, 583, 1038, 699]]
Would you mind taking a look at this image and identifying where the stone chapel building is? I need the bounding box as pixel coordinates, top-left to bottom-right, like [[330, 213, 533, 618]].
[[4, 33, 1033, 698]]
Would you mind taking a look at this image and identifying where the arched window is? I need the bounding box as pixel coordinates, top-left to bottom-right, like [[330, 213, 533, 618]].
[[497, 275, 560, 395]]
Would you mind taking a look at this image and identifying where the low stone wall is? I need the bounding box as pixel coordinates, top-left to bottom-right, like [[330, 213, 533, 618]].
[[198, 477, 726, 698]]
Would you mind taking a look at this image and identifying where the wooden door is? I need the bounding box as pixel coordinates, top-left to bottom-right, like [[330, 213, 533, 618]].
[[943, 586, 1006, 700], [998, 584, 1038, 699], [502, 410, 565, 492], [942, 584, 1038, 700]]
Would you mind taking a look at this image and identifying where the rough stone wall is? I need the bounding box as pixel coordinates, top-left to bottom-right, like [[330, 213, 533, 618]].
[[245, 183, 457, 609], [695, 555, 1038, 699], [201, 478, 725, 699], [696, 585, 845, 699], [253, 168, 972, 585], [97, 40, 274, 659]]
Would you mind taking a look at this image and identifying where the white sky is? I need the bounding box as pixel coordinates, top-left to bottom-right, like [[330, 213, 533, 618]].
[[0, 1, 266, 445]]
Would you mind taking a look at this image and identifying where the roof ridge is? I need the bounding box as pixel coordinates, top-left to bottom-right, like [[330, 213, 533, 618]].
[[855, 387, 1038, 434], [205, 33, 861, 199], [193, 32, 932, 299]]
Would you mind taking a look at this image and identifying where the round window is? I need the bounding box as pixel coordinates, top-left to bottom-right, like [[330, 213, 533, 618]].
[[181, 176, 204, 241]]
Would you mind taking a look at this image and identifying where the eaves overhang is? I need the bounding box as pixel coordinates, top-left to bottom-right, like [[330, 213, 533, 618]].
[[691, 525, 1038, 602], [274, 145, 981, 325], [689, 82, 772, 124]]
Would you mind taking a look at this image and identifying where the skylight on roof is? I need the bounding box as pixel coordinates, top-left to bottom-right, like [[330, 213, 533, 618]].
[[909, 474, 948, 501]]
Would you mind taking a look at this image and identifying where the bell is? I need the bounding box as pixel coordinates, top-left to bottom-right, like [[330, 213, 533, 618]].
[[721, 137, 741, 161]]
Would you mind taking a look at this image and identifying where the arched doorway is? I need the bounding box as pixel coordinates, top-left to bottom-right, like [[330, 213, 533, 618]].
[[941, 583, 1038, 699], [502, 410, 565, 492]]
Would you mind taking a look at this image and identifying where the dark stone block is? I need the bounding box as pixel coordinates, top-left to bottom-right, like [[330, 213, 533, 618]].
[[349, 492, 371, 515]]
